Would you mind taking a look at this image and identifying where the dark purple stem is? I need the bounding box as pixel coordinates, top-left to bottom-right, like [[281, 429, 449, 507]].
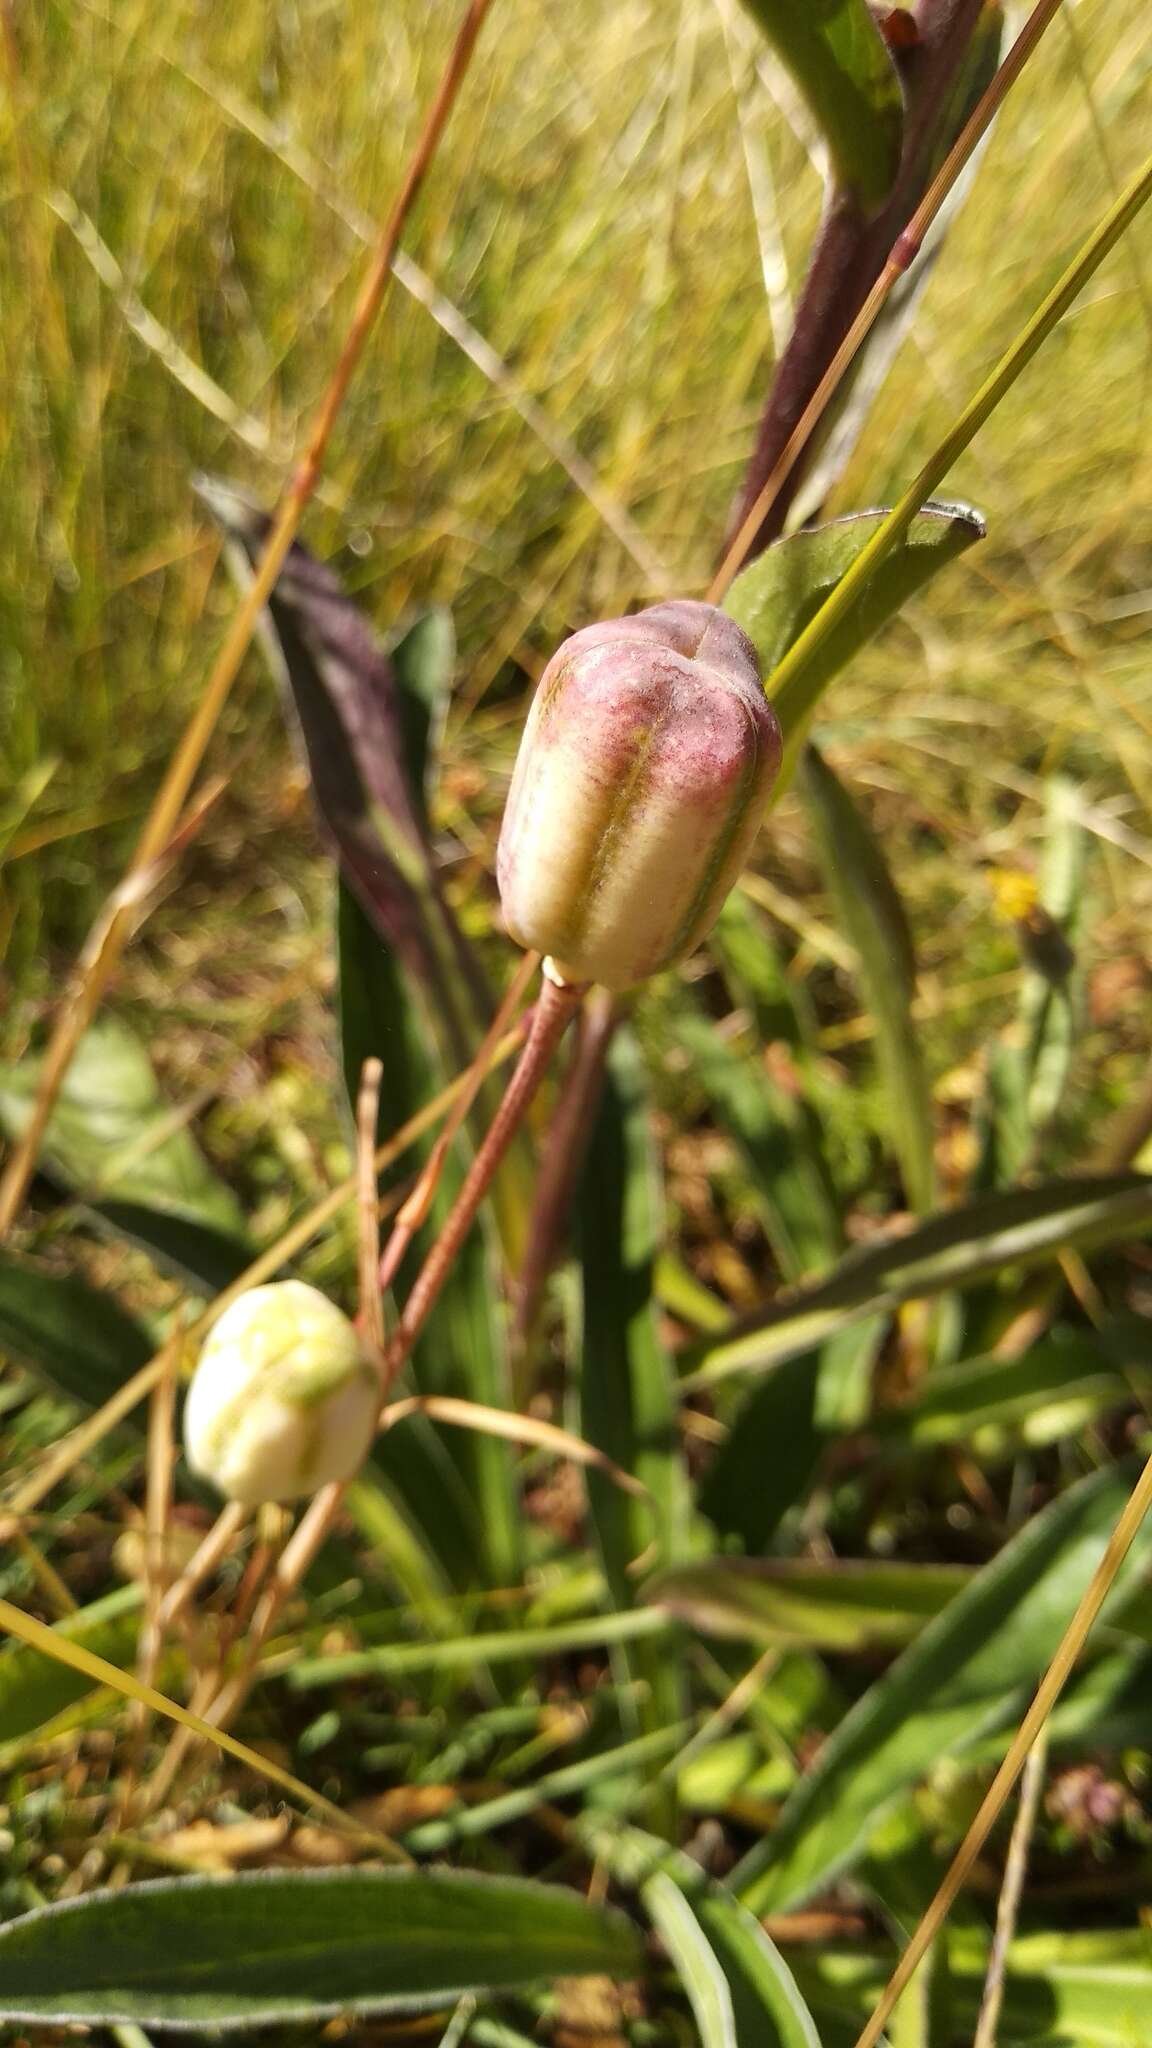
[[725, 0, 986, 562], [512, 988, 619, 1354]]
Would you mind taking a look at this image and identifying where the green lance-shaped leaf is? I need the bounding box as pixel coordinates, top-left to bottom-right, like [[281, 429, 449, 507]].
[[647, 1557, 969, 1654], [0, 1015, 252, 1290], [737, 0, 903, 210], [338, 883, 521, 1592], [0, 1248, 155, 1418], [575, 1029, 690, 1747], [0, 1869, 642, 2028], [723, 503, 985, 774], [802, 742, 936, 1213], [876, 1321, 1152, 1459], [681, 1172, 1152, 1391], [732, 1462, 1152, 1912], [699, 1348, 825, 1552]]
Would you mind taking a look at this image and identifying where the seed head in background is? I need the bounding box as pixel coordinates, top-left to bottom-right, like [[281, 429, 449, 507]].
[[184, 1281, 380, 1506], [497, 601, 781, 990]]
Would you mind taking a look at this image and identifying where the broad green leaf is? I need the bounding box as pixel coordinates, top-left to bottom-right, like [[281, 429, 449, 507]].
[[0, 1249, 154, 1417], [737, 0, 902, 208], [952, 1927, 1152, 2047], [673, 1011, 839, 1281], [802, 743, 935, 1212], [733, 1464, 1152, 1912], [0, 1016, 245, 1235], [723, 504, 985, 769], [681, 1173, 1152, 1391], [647, 1558, 968, 1652], [0, 1586, 140, 1754], [877, 1323, 1152, 1457], [969, 1643, 1152, 1761], [0, 1870, 642, 2027], [337, 884, 520, 1591], [575, 1030, 690, 1750]]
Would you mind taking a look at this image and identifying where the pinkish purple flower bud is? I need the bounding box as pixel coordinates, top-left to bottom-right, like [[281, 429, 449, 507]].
[[497, 601, 781, 989]]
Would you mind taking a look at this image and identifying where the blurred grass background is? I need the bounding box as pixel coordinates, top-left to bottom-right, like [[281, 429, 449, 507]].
[[2, 0, 1150, 1170]]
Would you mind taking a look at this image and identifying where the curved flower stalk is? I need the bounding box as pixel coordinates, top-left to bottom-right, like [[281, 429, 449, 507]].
[[184, 1281, 380, 1506], [497, 600, 781, 990]]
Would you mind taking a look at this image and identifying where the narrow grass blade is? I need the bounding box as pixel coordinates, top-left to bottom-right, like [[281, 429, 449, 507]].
[[647, 1558, 969, 1652], [286, 1606, 671, 1691], [682, 1173, 1152, 1390], [876, 1323, 1152, 1457], [575, 1030, 690, 1761], [576, 1030, 689, 1596], [802, 742, 935, 1212], [0, 1598, 401, 1850], [673, 1012, 840, 1281], [586, 1823, 820, 2048]]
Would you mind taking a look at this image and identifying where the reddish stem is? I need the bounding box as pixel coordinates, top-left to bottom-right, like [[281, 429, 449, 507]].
[[381, 970, 584, 1397], [512, 988, 619, 1353]]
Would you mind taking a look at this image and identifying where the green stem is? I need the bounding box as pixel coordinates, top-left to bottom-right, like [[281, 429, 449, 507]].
[[771, 149, 1152, 782]]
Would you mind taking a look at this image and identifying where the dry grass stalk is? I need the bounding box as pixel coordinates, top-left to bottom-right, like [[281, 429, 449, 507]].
[[0, 0, 497, 1236]]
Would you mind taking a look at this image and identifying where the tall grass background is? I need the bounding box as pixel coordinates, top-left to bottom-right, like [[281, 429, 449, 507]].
[[4, 0, 1150, 1133]]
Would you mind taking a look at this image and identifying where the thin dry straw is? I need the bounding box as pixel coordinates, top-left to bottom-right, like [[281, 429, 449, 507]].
[[853, 1442, 1152, 2047], [971, 1731, 1048, 2048], [0, 1594, 409, 1860], [0, 0, 496, 1236]]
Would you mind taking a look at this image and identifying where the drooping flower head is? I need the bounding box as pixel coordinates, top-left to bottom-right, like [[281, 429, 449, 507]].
[[497, 601, 780, 989]]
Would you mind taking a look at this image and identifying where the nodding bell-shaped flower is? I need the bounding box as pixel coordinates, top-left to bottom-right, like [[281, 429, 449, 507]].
[[497, 600, 781, 989], [183, 1281, 379, 1506]]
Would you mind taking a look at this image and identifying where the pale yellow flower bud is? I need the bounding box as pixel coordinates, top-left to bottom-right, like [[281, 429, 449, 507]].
[[184, 1282, 379, 1505]]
